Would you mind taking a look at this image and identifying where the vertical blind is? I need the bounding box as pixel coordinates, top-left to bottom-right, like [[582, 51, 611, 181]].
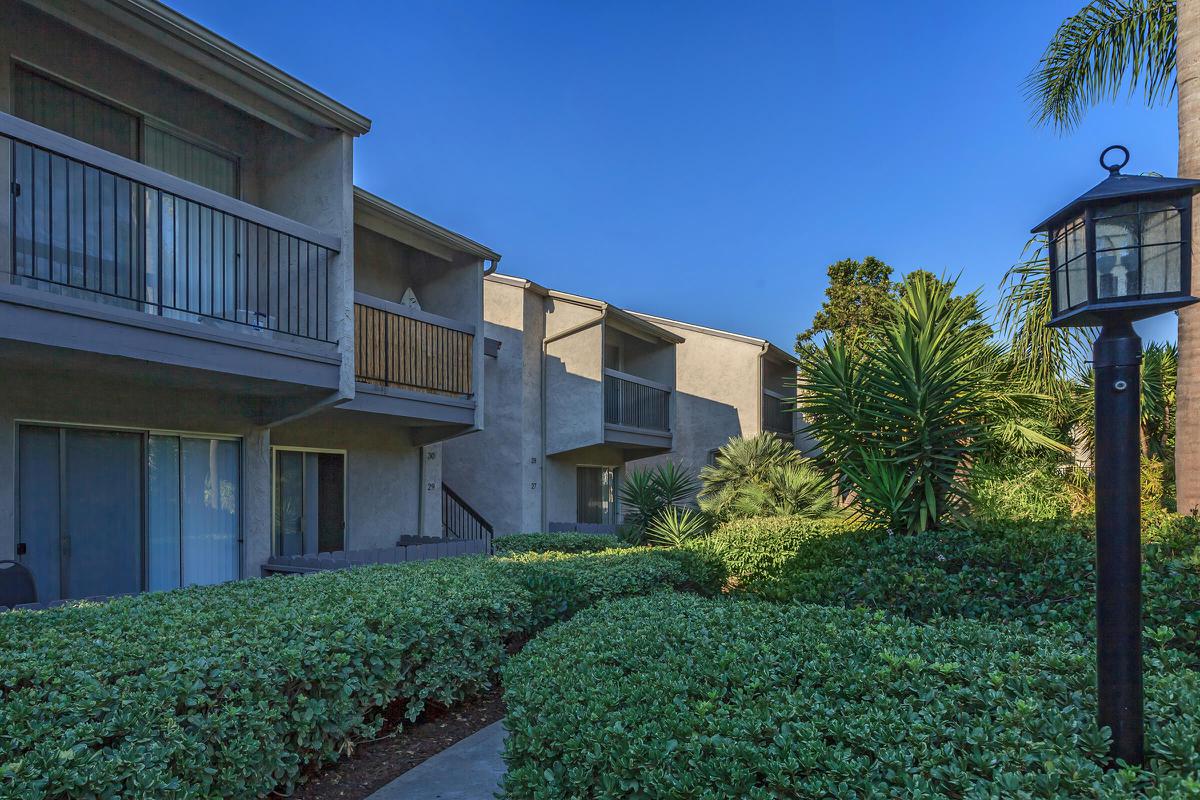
[[148, 436, 241, 590]]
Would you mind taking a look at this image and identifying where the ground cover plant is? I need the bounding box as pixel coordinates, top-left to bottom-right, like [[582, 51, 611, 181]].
[[492, 532, 624, 555], [502, 593, 1200, 799], [694, 514, 1200, 667], [0, 547, 691, 799]]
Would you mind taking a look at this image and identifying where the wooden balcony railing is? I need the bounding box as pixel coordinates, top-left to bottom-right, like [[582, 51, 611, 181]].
[[762, 390, 794, 435], [604, 369, 671, 432], [354, 294, 474, 396], [3, 111, 340, 342]]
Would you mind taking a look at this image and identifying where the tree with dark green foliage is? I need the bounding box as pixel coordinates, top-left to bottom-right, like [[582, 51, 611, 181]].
[[795, 256, 898, 354]]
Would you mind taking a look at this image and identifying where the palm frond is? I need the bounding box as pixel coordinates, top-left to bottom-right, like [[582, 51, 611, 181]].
[[1025, 0, 1176, 132], [996, 235, 1093, 398]]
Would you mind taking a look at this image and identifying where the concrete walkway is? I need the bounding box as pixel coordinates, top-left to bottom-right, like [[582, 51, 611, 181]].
[[366, 721, 508, 800]]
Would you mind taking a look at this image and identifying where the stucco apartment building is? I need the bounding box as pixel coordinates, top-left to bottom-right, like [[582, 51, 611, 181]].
[[0, 0, 499, 601], [442, 274, 800, 535], [624, 312, 801, 478]]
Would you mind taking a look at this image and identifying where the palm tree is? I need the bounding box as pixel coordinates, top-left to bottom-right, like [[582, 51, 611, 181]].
[[1025, 0, 1176, 132], [697, 434, 801, 522], [1026, 0, 1200, 511]]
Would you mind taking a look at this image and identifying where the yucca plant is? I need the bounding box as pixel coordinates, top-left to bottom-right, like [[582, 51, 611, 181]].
[[618, 462, 699, 544], [797, 273, 1057, 534], [645, 506, 711, 547]]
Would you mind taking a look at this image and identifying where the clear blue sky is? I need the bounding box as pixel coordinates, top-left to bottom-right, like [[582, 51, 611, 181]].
[[174, 0, 1180, 347]]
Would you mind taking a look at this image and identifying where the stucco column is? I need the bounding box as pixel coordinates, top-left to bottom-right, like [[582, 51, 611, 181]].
[[242, 427, 273, 576], [420, 443, 443, 537]]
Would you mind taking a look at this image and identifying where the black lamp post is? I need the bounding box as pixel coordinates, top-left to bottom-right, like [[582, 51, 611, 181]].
[[1032, 145, 1200, 765]]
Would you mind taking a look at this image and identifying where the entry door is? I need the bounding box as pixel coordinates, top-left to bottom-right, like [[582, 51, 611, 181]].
[[274, 450, 345, 556], [18, 426, 143, 601]]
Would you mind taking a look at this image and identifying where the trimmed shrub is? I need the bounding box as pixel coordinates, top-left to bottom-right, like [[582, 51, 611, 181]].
[[695, 515, 1200, 666], [502, 593, 1200, 799], [687, 515, 857, 594], [0, 548, 686, 798], [492, 532, 624, 555]]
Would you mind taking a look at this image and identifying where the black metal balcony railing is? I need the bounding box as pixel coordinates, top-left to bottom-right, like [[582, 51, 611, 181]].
[[762, 391, 794, 435], [6, 118, 337, 343], [604, 370, 670, 432]]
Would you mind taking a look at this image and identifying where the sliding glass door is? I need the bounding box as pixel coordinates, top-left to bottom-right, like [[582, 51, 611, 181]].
[[17, 425, 241, 602], [148, 436, 241, 590], [273, 449, 345, 556]]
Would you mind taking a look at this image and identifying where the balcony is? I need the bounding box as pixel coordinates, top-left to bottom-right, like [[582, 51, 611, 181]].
[[604, 369, 671, 432], [0, 112, 344, 415], [341, 293, 477, 427]]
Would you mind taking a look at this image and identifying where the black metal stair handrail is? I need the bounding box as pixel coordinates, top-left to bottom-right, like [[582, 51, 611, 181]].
[[442, 483, 493, 543]]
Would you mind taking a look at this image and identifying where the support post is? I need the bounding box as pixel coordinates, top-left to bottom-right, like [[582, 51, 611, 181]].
[[1092, 319, 1144, 765]]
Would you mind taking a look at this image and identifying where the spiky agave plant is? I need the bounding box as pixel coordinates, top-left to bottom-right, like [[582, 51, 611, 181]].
[[618, 462, 699, 544], [645, 506, 711, 547]]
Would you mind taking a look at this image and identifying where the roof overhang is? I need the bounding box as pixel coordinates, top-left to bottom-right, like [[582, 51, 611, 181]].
[[354, 188, 501, 264], [486, 274, 683, 344], [630, 310, 795, 362], [26, 0, 372, 138]]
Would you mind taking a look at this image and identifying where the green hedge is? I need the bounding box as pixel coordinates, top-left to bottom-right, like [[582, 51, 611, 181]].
[[0, 548, 687, 798], [492, 532, 624, 555], [693, 515, 1200, 666], [502, 593, 1200, 799]]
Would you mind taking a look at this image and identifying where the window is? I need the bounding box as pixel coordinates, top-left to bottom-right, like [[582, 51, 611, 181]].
[[13, 65, 239, 197], [147, 436, 241, 590], [576, 466, 617, 525], [14, 65, 138, 159], [16, 425, 241, 601], [144, 122, 239, 196], [273, 449, 346, 556]]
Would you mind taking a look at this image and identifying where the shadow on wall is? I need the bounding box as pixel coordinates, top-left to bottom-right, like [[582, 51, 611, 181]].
[[623, 389, 742, 500]]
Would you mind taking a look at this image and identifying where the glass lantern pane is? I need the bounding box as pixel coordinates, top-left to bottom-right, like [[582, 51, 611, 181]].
[[1095, 215, 1139, 251], [1138, 198, 1178, 214], [1093, 200, 1139, 219], [1067, 255, 1088, 308], [1054, 232, 1067, 269], [1140, 209, 1181, 247], [1140, 244, 1181, 294], [1066, 220, 1086, 260], [1096, 248, 1139, 299], [1054, 265, 1069, 315]]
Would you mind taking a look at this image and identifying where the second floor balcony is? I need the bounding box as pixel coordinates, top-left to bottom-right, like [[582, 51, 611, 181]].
[[5, 112, 339, 343], [761, 389, 795, 437], [354, 295, 475, 397], [544, 305, 680, 459], [604, 369, 671, 432], [0, 112, 347, 422]]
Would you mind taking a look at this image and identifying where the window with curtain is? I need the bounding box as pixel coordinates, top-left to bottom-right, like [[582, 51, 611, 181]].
[[148, 436, 240, 590], [576, 467, 617, 525]]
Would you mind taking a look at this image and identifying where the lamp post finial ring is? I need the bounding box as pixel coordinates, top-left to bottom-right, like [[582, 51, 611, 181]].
[[1101, 145, 1130, 175]]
